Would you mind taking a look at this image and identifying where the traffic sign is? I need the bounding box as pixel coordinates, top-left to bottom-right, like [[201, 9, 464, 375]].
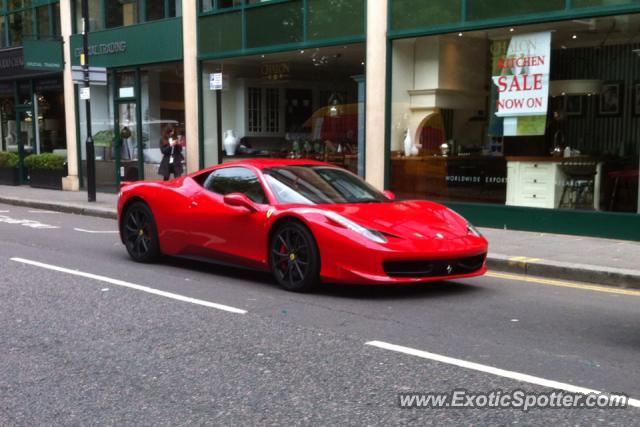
[[72, 65, 108, 86]]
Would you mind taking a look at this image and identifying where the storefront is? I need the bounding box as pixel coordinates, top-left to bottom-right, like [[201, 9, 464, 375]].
[[0, 46, 66, 184], [387, 0, 640, 240], [69, 17, 185, 192], [197, 0, 366, 175]]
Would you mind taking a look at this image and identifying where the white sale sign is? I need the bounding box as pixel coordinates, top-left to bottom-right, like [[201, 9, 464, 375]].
[[492, 31, 551, 117]]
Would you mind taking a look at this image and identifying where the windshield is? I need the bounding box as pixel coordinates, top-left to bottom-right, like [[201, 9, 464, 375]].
[[263, 166, 389, 204]]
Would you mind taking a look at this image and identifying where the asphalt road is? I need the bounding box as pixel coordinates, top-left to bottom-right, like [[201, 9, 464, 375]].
[[0, 202, 638, 425]]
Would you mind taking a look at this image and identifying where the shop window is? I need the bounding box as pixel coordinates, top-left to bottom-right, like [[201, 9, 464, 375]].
[[201, 44, 365, 175], [390, 14, 640, 215]]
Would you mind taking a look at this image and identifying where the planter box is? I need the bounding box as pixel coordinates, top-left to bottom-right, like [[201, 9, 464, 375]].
[[0, 166, 20, 185], [28, 169, 66, 190]]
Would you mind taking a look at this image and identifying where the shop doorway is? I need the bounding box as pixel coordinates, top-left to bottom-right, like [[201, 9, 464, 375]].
[[115, 100, 142, 183]]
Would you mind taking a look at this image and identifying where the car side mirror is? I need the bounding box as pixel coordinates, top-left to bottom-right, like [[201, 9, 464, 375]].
[[383, 190, 396, 201], [223, 192, 258, 212]]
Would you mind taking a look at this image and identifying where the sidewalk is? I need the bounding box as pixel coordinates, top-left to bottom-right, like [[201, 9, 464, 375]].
[[2, 185, 640, 289]]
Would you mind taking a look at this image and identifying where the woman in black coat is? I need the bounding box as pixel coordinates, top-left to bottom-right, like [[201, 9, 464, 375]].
[[158, 128, 184, 180]]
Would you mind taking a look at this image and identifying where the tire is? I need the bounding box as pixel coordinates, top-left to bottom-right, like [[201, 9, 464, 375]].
[[269, 221, 321, 292], [121, 201, 160, 263]]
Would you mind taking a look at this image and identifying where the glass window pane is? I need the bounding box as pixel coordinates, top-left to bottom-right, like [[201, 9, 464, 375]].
[[466, 0, 564, 21], [201, 44, 365, 174], [146, 0, 165, 21], [246, 1, 303, 48], [0, 17, 6, 48], [139, 63, 185, 178], [169, 0, 182, 17], [218, 0, 243, 8], [573, 0, 640, 7], [77, 0, 105, 32], [52, 2, 61, 36], [198, 12, 242, 55], [307, 0, 365, 40], [106, 0, 139, 28], [37, 5, 50, 39], [9, 10, 33, 46], [201, 0, 213, 12], [391, 0, 461, 31], [9, 0, 31, 11]]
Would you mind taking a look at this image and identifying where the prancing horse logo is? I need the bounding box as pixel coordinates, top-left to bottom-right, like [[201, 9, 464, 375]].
[[446, 265, 453, 274]]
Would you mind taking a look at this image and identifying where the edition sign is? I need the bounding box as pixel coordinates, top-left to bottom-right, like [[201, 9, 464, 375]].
[[490, 32, 551, 136]]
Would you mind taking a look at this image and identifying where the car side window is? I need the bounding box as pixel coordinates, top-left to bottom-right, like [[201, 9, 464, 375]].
[[203, 167, 267, 204]]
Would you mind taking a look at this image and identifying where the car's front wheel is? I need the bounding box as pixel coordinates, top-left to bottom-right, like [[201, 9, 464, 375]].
[[122, 201, 160, 263], [269, 221, 320, 292]]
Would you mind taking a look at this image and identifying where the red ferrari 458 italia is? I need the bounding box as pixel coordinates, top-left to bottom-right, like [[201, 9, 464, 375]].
[[117, 159, 488, 292]]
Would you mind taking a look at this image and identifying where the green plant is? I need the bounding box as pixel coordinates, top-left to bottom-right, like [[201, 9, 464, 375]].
[[92, 129, 115, 147], [0, 151, 19, 168], [24, 153, 66, 171]]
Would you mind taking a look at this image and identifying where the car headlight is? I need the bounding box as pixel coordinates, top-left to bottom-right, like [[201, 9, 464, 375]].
[[467, 222, 482, 237], [325, 211, 387, 244]]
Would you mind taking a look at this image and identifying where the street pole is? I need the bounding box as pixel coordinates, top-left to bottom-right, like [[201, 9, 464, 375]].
[[82, 0, 96, 202]]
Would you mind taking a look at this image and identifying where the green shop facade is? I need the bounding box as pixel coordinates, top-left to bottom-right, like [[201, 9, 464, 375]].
[[26, 0, 640, 240], [68, 2, 185, 191], [385, 0, 640, 240], [0, 0, 65, 185]]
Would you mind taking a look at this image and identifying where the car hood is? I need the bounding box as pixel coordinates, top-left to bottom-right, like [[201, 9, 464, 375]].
[[317, 200, 470, 240]]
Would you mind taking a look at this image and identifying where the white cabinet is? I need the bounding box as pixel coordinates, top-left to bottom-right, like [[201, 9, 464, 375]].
[[506, 160, 564, 209]]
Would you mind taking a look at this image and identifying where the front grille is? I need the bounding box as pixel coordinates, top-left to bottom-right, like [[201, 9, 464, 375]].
[[383, 254, 486, 278]]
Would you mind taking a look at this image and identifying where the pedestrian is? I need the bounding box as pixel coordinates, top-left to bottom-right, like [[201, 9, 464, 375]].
[[158, 127, 184, 181]]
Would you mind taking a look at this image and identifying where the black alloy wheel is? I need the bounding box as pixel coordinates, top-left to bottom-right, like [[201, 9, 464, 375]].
[[269, 221, 320, 292], [122, 201, 160, 263]]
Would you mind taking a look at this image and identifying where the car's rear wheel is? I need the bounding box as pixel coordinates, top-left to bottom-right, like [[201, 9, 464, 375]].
[[269, 221, 320, 292], [122, 201, 160, 263]]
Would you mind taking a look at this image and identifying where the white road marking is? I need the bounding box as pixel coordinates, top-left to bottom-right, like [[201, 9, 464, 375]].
[[74, 228, 118, 234], [0, 210, 9, 213], [11, 257, 247, 314], [366, 341, 640, 408], [0, 215, 59, 229], [28, 210, 58, 214]]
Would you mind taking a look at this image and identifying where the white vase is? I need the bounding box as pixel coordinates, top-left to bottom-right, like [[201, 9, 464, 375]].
[[403, 129, 412, 157], [224, 130, 238, 156]]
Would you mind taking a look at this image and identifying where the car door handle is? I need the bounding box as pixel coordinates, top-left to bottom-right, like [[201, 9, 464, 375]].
[[189, 201, 199, 208]]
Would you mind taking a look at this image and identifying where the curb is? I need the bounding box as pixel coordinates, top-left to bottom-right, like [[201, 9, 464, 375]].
[[487, 254, 640, 290], [0, 196, 117, 220]]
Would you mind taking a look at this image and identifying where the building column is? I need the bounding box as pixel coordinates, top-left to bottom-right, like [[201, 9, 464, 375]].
[[365, 0, 388, 190], [182, 0, 200, 173], [60, 0, 79, 191]]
